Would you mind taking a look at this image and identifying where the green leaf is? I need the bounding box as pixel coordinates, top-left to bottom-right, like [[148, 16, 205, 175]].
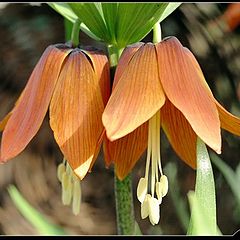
[[211, 152, 240, 207], [69, 3, 109, 42], [48, 3, 100, 41], [49, 3, 181, 47], [115, 3, 168, 48], [158, 3, 182, 22], [101, 3, 119, 44], [187, 138, 219, 235], [8, 185, 66, 235], [48, 3, 78, 23], [187, 191, 216, 235]]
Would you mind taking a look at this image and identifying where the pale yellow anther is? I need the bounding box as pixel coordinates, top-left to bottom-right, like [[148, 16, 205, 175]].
[[148, 196, 160, 225], [57, 163, 66, 182], [57, 159, 82, 215], [137, 177, 148, 203], [62, 172, 73, 205], [155, 182, 163, 204], [72, 180, 81, 215], [160, 175, 168, 197], [141, 194, 151, 219]]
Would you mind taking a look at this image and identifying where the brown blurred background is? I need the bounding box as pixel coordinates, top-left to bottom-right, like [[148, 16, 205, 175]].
[[0, 3, 239, 235]]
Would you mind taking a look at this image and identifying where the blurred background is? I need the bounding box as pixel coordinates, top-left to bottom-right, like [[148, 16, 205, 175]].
[[0, 2, 239, 235]]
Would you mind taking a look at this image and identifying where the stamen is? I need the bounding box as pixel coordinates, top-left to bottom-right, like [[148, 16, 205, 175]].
[[72, 178, 81, 215], [57, 158, 82, 215], [136, 110, 168, 225]]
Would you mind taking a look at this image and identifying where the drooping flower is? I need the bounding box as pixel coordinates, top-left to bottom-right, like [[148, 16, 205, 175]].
[[0, 43, 110, 213], [102, 36, 240, 225]]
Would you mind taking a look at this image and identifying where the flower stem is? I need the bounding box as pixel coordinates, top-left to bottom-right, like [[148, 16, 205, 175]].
[[71, 18, 81, 47], [153, 22, 162, 44], [114, 173, 135, 235], [107, 45, 136, 235]]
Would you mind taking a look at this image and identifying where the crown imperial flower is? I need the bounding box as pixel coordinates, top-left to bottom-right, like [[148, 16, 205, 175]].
[[102, 36, 240, 224], [0, 43, 110, 214]]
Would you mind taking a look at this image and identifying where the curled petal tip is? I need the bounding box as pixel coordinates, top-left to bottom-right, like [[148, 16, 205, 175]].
[[73, 158, 92, 181]]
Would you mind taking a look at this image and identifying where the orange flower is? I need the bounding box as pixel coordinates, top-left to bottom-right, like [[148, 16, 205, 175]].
[[0, 44, 110, 180], [102, 37, 240, 224]]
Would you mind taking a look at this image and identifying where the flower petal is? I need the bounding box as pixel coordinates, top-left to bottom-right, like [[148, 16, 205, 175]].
[[103, 43, 165, 141], [156, 37, 221, 153], [0, 45, 70, 162], [0, 112, 11, 132], [0, 89, 26, 132], [113, 42, 144, 89], [49, 50, 104, 180], [84, 49, 111, 106], [104, 122, 148, 180], [161, 99, 197, 169], [215, 100, 240, 136]]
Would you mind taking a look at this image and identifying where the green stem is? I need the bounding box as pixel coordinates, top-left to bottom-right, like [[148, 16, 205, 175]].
[[107, 45, 124, 67], [107, 45, 135, 235], [71, 18, 81, 47], [114, 173, 135, 235], [153, 21, 162, 44]]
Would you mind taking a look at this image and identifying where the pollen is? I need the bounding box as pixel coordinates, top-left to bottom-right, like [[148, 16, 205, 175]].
[[57, 158, 81, 215], [137, 110, 168, 225]]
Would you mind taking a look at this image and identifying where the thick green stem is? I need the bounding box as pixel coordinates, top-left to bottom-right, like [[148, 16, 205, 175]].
[[114, 173, 135, 235], [108, 45, 124, 67], [107, 45, 135, 235], [71, 18, 81, 47]]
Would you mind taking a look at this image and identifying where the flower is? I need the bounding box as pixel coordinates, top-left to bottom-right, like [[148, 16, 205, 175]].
[[0, 43, 110, 214], [102, 36, 240, 224]]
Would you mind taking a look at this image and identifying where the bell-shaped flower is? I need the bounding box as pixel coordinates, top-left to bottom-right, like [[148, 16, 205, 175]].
[[102, 36, 240, 224], [0, 44, 110, 181]]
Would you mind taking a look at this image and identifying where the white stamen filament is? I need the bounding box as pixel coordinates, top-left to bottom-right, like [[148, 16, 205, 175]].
[[137, 110, 168, 225]]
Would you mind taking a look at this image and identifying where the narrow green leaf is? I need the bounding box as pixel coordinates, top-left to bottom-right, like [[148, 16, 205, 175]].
[[158, 3, 182, 22], [211, 152, 240, 207], [69, 3, 108, 41], [101, 3, 119, 45], [48, 3, 78, 23], [48, 3, 100, 41], [187, 138, 218, 235], [187, 191, 216, 235], [8, 185, 66, 235], [115, 3, 169, 48]]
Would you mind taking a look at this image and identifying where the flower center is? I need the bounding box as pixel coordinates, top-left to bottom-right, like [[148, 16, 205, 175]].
[[137, 110, 168, 225], [57, 158, 81, 215]]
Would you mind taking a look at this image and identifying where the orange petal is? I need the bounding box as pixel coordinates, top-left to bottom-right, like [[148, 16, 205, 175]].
[[104, 122, 148, 180], [0, 45, 70, 162], [0, 88, 26, 132], [103, 43, 165, 141], [215, 100, 240, 136], [156, 37, 221, 154], [49, 50, 104, 180], [88, 129, 106, 173], [113, 42, 144, 89], [161, 99, 197, 169], [0, 112, 12, 132], [84, 49, 111, 105]]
